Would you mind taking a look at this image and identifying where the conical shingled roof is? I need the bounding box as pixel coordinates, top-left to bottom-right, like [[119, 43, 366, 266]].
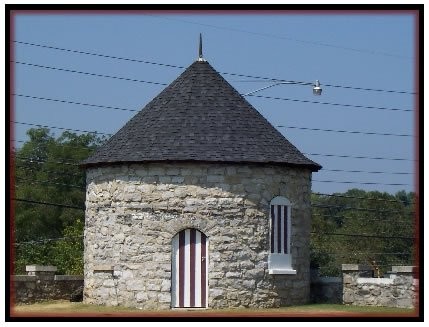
[[82, 60, 321, 172]]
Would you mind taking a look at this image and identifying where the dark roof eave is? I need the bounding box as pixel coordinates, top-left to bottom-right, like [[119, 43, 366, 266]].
[[80, 159, 322, 172]]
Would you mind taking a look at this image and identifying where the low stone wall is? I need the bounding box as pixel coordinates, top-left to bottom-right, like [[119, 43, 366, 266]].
[[12, 265, 83, 304], [342, 264, 417, 309]]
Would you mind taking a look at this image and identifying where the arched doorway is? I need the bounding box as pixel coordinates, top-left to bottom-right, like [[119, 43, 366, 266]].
[[171, 228, 208, 308]]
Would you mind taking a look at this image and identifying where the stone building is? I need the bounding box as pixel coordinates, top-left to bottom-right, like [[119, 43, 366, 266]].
[[81, 47, 321, 309]]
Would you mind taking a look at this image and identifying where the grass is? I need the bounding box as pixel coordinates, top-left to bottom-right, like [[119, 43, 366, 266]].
[[10, 300, 418, 318]]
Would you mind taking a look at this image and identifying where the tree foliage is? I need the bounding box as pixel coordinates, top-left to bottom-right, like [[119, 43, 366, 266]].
[[13, 128, 105, 274], [310, 189, 416, 277]]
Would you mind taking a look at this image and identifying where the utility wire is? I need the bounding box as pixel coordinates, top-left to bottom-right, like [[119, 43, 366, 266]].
[[313, 192, 415, 205], [311, 203, 415, 215], [12, 121, 112, 136], [13, 140, 413, 177], [13, 93, 138, 113], [15, 164, 85, 178], [321, 168, 412, 176], [246, 94, 412, 113], [315, 252, 413, 256], [146, 15, 413, 61], [13, 40, 186, 69], [12, 121, 414, 162], [13, 40, 416, 95], [15, 176, 85, 190], [13, 235, 83, 246], [305, 152, 414, 162], [13, 164, 414, 207], [311, 213, 414, 225], [277, 125, 412, 138], [12, 197, 85, 210], [313, 179, 410, 187], [12, 60, 413, 113], [13, 93, 412, 137], [12, 93, 412, 138], [15, 155, 79, 166], [310, 231, 415, 240], [13, 195, 414, 218], [12, 139, 103, 152], [13, 93, 413, 138], [12, 60, 169, 87]]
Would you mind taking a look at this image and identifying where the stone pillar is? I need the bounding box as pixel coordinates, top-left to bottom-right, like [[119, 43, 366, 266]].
[[342, 264, 372, 305], [26, 265, 57, 280], [390, 266, 417, 308], [390, 266, 415, 277]]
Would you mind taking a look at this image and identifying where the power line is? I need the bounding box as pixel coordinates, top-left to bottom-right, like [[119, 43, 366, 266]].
[[13, 137, 415, 169], [12, 121, 112, 136], [146, 15, 413, 61], [12, 93, 412, 139], [246, 94, 413, 113], [13, 93, 138, 113], [13, 40, 416, 95], [15, 155, 79, 166], [321, 168, 412, 176], [315, 252, 413, 256], [277, 125, 412, 138], [310, 231, 414, 240], [12, 197, 85, 210], [11, 60, 413, 113], [16, 164, 85, 178], [12, 139, 103, 152], [13, 160, 414, 205], [313, 179, 410, 187], [305, 152, 414, 162], [13, 148, 410, 175], [15, 176, 85, 190], [13, 235, 83, 246], [13, 40, 186, 70], [12, 121, 414, 162], [12, 60, 169, 87], [311, 213, 414, 225], [13, 160, 414, 206], [311, 203, 414, 215], [313, 192, 415, 205]]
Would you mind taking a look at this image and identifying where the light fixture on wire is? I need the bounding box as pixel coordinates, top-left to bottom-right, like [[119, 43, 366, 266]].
[[313, 80, 322, 96], [244, 80, 323, 96]]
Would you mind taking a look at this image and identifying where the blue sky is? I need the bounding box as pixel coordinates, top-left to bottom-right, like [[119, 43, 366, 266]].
[[11, 10, 418, 195]]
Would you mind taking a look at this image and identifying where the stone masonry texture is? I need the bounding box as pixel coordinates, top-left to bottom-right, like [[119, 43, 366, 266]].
[[84, 162, 313, 309]]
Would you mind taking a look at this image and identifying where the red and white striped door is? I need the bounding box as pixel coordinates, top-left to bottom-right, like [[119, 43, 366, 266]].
[[171, 229, 208, 308]]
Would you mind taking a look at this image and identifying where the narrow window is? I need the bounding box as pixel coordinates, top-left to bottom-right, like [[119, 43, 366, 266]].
[[268, 196, 296, 274]]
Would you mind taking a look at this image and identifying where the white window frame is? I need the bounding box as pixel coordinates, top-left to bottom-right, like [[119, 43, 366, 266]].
[[268, 196, 296, 275]]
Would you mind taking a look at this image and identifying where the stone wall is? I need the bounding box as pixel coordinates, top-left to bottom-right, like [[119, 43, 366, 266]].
[[12, 265, 83, 303], [342, 264, 417, 308], [84, 162, 313, 309]]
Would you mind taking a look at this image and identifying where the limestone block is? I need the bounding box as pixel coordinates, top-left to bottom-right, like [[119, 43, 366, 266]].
[[126, 280, 145, 291], [207, 175, 224, 183], [147, 167, 165, 176], [158, 292, 171, 303], [136, 292, 149, 302], [171, 176, 185, 183]]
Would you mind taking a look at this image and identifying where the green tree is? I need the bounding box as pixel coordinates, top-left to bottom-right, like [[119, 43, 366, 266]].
[[51, 219, 85, 275], [311, 189, 415, 276], [13, 128, 105, 274]]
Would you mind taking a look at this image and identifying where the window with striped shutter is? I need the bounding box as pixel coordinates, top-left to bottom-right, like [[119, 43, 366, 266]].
[[268, 196, 296, 275]]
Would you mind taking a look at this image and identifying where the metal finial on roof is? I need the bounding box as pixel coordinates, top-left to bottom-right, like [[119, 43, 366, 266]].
[[198, 33, 205, 61]]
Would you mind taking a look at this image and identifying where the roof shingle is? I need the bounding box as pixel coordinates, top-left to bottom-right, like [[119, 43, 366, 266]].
[[82, 60, 321, 172]]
